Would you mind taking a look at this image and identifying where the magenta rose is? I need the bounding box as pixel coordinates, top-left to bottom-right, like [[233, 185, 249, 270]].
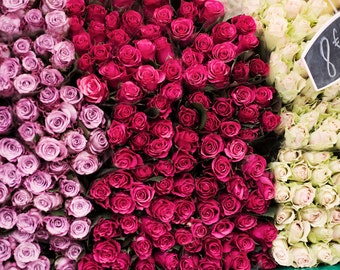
[[110, 192, 135, 215], [188, 92, 211, 109], [153, 4, 173, 27], [172, 173, 195, 198], [250, 221, 277, 251], [144, 138, 172, 158], [190, 219, 208, 239], [117, 45, 142, 67], [207, 59, 230, 88], [153, 176, 174, 196], [122, 10, 143, 36], [178, 106, 198, 128], [77, 74, 109, 104], [112, 148, 143, 170], [172, 150, 196, 173], [130, 183, 155, 210], [89, 180, 111, 208], [162, 59, 183, 81], [170, 17, 194, 41], [160, 82, 183, 101], [212, 155, 232, 182], [204, 236, 223, 260], [120, 215, 139, 235], [140, 216, 170, 240], [173, 199, 195, 224], [154, 37, 175, 65], [135, 39, 156, 62], [147, 198, 176, 223], [261, 111, 281, 132], [212, 22, 237, 43], [232, 62, 250, 82], [184, 64, 208, 89], [219, 193, 242, 216], [175, 228, 193, 246], [212, 98, 235, 118], [93, 218, 120, 241], [199, 0, 224, 26], [224, 250, 251, 270], [224, 138, 248, 162], [200, 134, 224, 159], [245, 190, 269, 214], [233, 233, 256, 253], [226, 175, 249, 200], [238, 104, 260, 124], [153, 232, 176, 252], [178, 0, 198, 20], [131, 234, 153, 260], [195, 176, 218, 200], [93, 240, 121, 267], [182, 47, 204, 67], [134, 65, 165, 92], [234, 214, 258, 231], [220, 121, 241, 138], [198, 199, 220, 225], [241, 154, 267, 180], [130, 112, 148, 131], [257, 175, 275, 200], [106, 170, 133, 189], [174, 126, 199, 153], [211, 42, 237, 63], [211, 218, 234, 239], [133, 164, 154, 182]]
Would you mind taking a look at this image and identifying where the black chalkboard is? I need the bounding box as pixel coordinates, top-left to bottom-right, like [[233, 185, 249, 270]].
[[303, 13, 340, 90]]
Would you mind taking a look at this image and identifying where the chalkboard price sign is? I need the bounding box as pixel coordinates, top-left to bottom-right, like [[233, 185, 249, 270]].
[[302, 12, 340, 90]]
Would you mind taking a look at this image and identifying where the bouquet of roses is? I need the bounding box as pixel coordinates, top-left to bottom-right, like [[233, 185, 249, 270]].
[[67, 0, 283, 269], [0, 0, 110, 268], [271, 148, 340, 268]]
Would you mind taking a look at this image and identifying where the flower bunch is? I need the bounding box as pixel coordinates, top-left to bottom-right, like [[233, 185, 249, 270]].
[[245, 0, 335, 104], [271, 148, 340, 268], [71, 0, 282, 269], [0, 0, 108, 268]]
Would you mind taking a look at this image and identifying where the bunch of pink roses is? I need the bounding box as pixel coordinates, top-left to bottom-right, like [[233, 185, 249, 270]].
[[0, 0, 110, 268], [71, 0, 282, 269]]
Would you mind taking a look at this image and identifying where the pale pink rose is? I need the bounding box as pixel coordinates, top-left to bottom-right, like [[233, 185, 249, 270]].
[[18, 121, 44, 144], [65, 243, 83, 261], [0, 163, 22, 188], [33, 192, 63, 212], [14, 98, 40, 122], [79, 104, 105, 129], [71, 151, 101, 175], [26, 256, 50, 270], [51, 41, 75, 70], [24, 9, 45, 33], [16, 208, 42, 234], [45, 110, 71, 134], [14, 74, 40, 94], [2, 0, 29, 12], [0, 138, 24, 162], [39, 67, 64, 87], [34, 34, 57, 56], [0, 58, 21, 78], [60, 86, 83, 104], [65, 196, 93, 218], [291, 183, 316, 209], [22, 52, 44, 73], [10, 230, 35, 243], [0, 43, 10, 58], [35, 137, 68, 162], [0, 75, 14, 97], [59, 178, 80, 197], [11, 189, 33, 208], [12, 38, 31, 56], [42, 0, 66, 13], [23, 170, 52, 195], [69, 218, 91, 239], [0, 207, 17, 229], [54, 257, 75, 270], [63, 130, 87, 154], [44, 216, 70, 236], [14, 242, 41, 268], [88, 129, 109, 154], [45, 10, 69, 37], [39, 86, 60, 110], [49, 236, 71, 251], [17, 154, 40, 175], [0, 238, 11, 262]]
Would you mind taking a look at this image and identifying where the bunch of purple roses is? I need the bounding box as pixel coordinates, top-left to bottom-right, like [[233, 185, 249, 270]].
[[0, 0, 110, 268]]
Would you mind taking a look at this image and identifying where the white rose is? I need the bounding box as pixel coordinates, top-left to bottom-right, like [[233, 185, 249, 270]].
[[332, 224, 340, 243], [291, 162, 311, 182], [270, 162, 292, 182], [275, 181, 292, 203], [271, 237, 291, 266], [302, 151, 331, 166], [320, 116, 340, 132], [302, 0, 328, 21], [275, 110, 297, 135], [298, 111, 319, 131], [308, 129, 337, 150], [328, 208, 340, 225], [298, 205, 328, 227], [328, 159, 340, 173], [330, 172, 340, 186], [308, 226, 333, 243], [278, 148, 303, 163], [315, 185, 340, 209], [323, 84, 340, 103], [290, 182, 316, 209], [284, 0, 305, 19], [290, 243, 317, 268], [307, 14, 334, 40], [329, 243, 340, 265], [263, 16, 288, 50], [311, 164, 332, 187], [275, 71, 306, 104], [241, 0, 262, 15], [262, 4, 286, 23], [293, 58, 308, 78], [284, 124, 309, 149], [311, 243, 333, 264], [275, 205, 296, 230], [267, 52, 289, 85], [287, 220, 311, 244], [280, 42, 300, 62], [288, 15, 312, 42]]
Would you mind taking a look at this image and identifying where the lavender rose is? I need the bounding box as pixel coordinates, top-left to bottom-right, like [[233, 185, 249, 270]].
[[0, 163, 22, 188], [17, 154, 40, 175], [0, 138, 24, 162], [51, 41, 75, 71], [39, 67, 64, 87], [16, 209, 42, 234], [0, 106, 12, 134], [0, 207, 17, 229], [0, 74, 14, 97], [11, 189, 33, 208], [14, 242, 41, 268], [0, 58, 21, 78], [0, 182, 9, 204], [2, 0, 29, 12], [14, 98, 39, 122], [23, 170, 53, 195], [39, 87, 60, 109], [24, 9, 45, 33], [35, 137, 68, 162], [47, 161, 70, 176], [34, 34, 57, 56], [33, 192, 63, 212], [45, 10, 69, 37], [18, 121, 44, 144], [44, 216, 70, 236], [71, 151, 101, 175], [88, 129, 109, 154], [50, 236, 71, 251], [60, 86, 83, 104], [42, 0, 66, 12], [45, 110, 72, 134], [26, 256, 50, 270], [14, 74, 40, 94], [65, 196, 93, 218], [79, 105, 105, 129], [59, 178, 81, 197], [63, 131, 87, 154], [12, 38, 31, 56], [54, 257, 75, 270], [65, 242, 83, 261], [10, 230, 35, 243], [69, 218, 91, 239], [0, 238, 11, 262], [0, 14, 21, 36]]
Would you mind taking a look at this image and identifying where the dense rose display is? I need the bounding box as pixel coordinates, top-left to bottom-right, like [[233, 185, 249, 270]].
[[65, 0, 282, 269]]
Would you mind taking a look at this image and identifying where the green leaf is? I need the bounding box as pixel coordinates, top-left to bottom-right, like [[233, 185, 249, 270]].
[[78, 120, 91, 139], [190, 102, 207, 130], [145, 107, 160, 119], [90, 212, 113, 229], [50, 210, 65, 217], [146, 176, 164, 183]]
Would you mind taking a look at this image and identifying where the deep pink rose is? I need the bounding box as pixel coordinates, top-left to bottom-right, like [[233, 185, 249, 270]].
[[207, 59, 230, 88], [172, 173, 195, 198], [122, 10, 143, 36], [195, 176, 218, 200], [116, 81, 143, 104], [261, 111, 281, 132], [118, 45, 142, 67], [113, 103, 136, 123], [234, 214, 258, 231], [130, 183, 155, 210], [93, 240, 121, 267], [250, 221, 277, 251], [232, 62, 250, 82], [224, 250, 251, 270], [153, 232, 176, 252], [178, 0, 198, 20], [131, 234, 153, 260], [144, 138, 172, 158], [134, 65, 165, 92], [153, 5, 173, 27], [193, 34, 213, 53], [257, 175, 275, 200], [245, 190, 269, 214], [130, 132, 151, 151], [160, 82, 183, 101], [120, 215, 139, 234], [212, 155, 232, 182], [181, 47, 204, 67], [154, 37, 175, 65], [232, 14, 257, 35], [175, 228, 193, 246], [107, 120, 129, 146], [249, 58, 269, 77], [190, 219, 208, 238], [147, 198, 176, 223], [251, 252, 277, 270], [135, 39, 156, 62], [204, 236, 223, 260], [89, 180, 111, 208], [172, 150, 196, 173], [203, 112, 221, 132], [154, 160, 175, 177], [199, 0, 224, 26], [138, 24, 162, 40], [197, 199, 220, 225], [140, 216, 170, 240], [219, 193, 242, 216], [133, 164, 154, 182], [200, 134, 224, 159], [212, 98, 234, 118], [211, 42, 237, 63], [77, 74, 108, 103], [178, 106, 198, 128], [220, 121, 241, 138], [238, 104, 260, 124], [212, 22, 237, 43], [188, 92, 211, 109], [224, 138, 248, 162], [170, 18, 194, 41], [211, 218, 234, 239], [237, 33, 259, 54], [153, 176, 174, 195], [106, 170, 133, 189], [150, 119, 174, 139], [162, 59, 183, 81], [112, 148, 143, 170], [93, 218, 120, 241], [226, 175, 249, 201], [184, 64, 208, 89], [110, 192, 135, 215], [173, 199, 195, 224], [241, 154, 267, 180], [174, 126, 199, 153], [105, 11, 120, 30], [233, 233, 255, 253], [107, 29, 130, 51]]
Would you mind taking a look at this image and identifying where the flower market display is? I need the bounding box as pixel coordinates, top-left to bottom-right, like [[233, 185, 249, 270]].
[[247, 0, 340, 268]]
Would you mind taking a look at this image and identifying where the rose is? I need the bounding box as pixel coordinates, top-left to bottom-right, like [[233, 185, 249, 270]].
[[193, 34, 214, 53], [198, 199, 220, 225], [47, 161, 70, 175], [250, 221, 277, 250], [237, 33, 259, 54], [135, 258, 155, 270], [174, 228, 193, 246], [174, 126, 199, 153], [106, 170, 133, 189], [0, 138, 24, 162], [181, 47, 204, 67], [38, 87, 59, 110], [51, 41, 75, 71], [23, 170, 52, 195], [65, 243, 83, 261], [233, 233, 255, 253], [200, 134, 224, 159], [219, 193, 242, 216], [120, 215, 139, 234], [184, 64, 208, 89], [234, 214, 257, 231], [144, 138, 172, 158], [0, 14, 21, 36], [224, 138, 248, 162], [147, 198, 176, 223], [154, 160, 175, 177], [188, 92, 211, 109], [199, 0, 224, 26], [34, 34, 57, 56], [212, 98, 234, 118], [211, 218, 234, 238], [0, 58, 21, 78], [154, 37, 175, 65], [0, 238, 11, 262], [270, 162, 292, 183], [140, 216, 170, 239], [121, 10, 143, 35], [72, 151, 101, 175], [105, 11, 120, 30], [212, 22, 237, 43], [112, 148, 143, 170], [173, 199, 195, 224], [0, 75, 14, 97], [134, 39, 156, 62], [290, 243, 317, 268], [0, 163, 21, 188], [72, 32, 91, 55], [271, 238, 291, 266], [178, 0, 198, 20], [130, 183, 155, 210], [110, 192, 135, 215], [232, 14, 256, 35], [34, 192, 62, 212], [287, 220, 311, 244], [66, 196, 93, 218], [154, 252, 179, 270], [79, 104, 105, 130], [63, 131, 87, 154], [161, 59, 182, 82], [11, 189, 33, 208], [170, 18, 194, 41], [14, 242, 40, 268], [211, 42, 237, 63], [153, 5, 173, 27], [241, 154, 267, 180], [299, 205, 327, 227], [87, 4, 106, 22], [0, 182, 9, 204], [171, 150, 196, 172], [68, 15, 84, 34], [59, 178, 81, 198], [153, 176, 174, 195], [133, 65, 165, 92], [43, 0, 66, 11], [0, 207, 17, 229], [311, 243, 333, 264], [224, 250, 250, 270], [251, 253, 277, 270], [107, 29, 130, 51], [107, 121, 129, 146], [177, 106, 198, 128], [172, 174, 195, 197], [88, 129, 109, 154], [116, 81, 143, 104], [45, 10, 69, 37], [69, 218, 91, 240], [133, 164, 154, 182], [40, 67, 64, 87], [17, 210, 41, 234], [89, 180, 111, 208], [153, 232, 176, 252], [117, 45, 142, 67], [13, 74, 40, 94], [93, 240, 121, 266], [308, 227, 333, 244], [219, 121, 241, 139], [207, 59, 230, 87], [290, 182, 316, 209], [131, 235, 153, 260], [93, 218, 120, 241], [184, 238, 203, 253], [78, 255, 102, 270], [261, 111, 281, 132], [195, 177, 218, 200], [231, 62, 250, 82], [2, 0, 29, 12], [0, 106, 12, 134], [77, 74, 109, 103], [315, 185, 340, 209], [44, 216, 70, 236], [45, 110, 71, 135], [203, 236, 223, 259]]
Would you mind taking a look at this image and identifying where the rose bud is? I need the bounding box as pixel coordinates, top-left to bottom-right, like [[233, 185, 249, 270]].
[[45, 10, 69, 37], [0, 106, 12, 134]]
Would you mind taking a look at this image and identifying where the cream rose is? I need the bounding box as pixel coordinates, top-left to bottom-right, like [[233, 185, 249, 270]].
[[308, 129, 337, 151], [271, 237, 291, 266], [299, 205, 327, 227], [311, 164, 332, 187], [284, 124, 309, 149], [275, 181, 292, 204], [302, 151, 331, 166], [287, 220, 311, 244], [290, 182, 316, 209], [278, 148, 303, 163], [308, 226, 333, 243], [275, 71, 306, 104], [291, 162, 311, 182], [315, 185, 340, 209], [275, 205, 296, 230], [270, 162, 292, 182], [311, 243, 333, 264], [290, 243, 317, 268]]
